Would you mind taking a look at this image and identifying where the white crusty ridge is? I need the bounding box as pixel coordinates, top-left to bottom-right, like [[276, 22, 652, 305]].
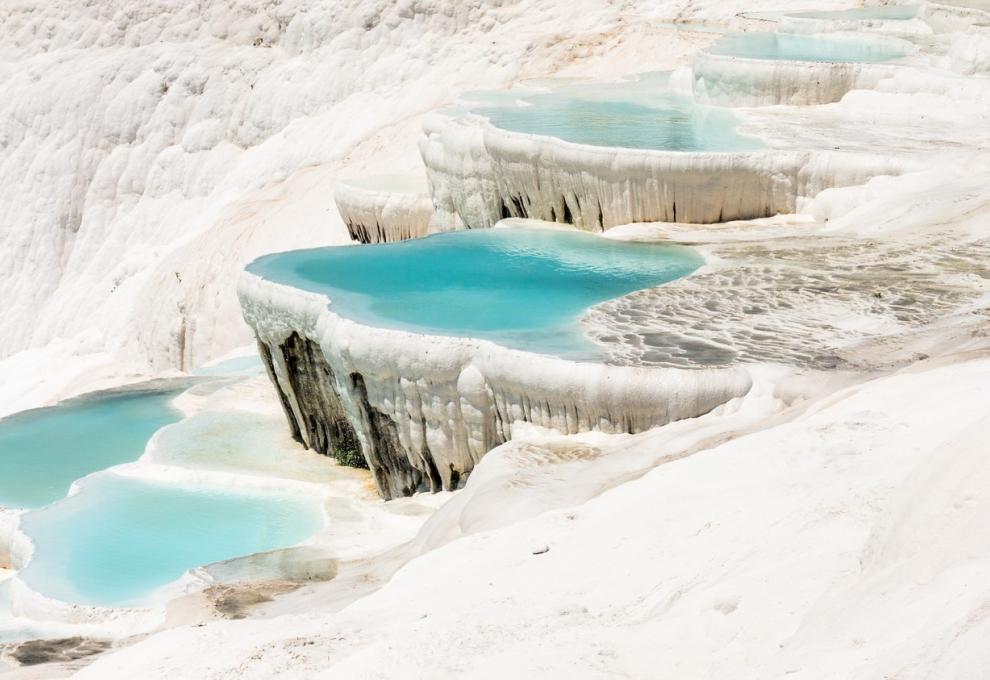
[[334, 177, 437, 244], [419, 113, 912, 230], [692, 50, 908, 106]]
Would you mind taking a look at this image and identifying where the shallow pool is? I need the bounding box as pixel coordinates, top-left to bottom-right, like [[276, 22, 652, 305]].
[[340, 174, 429, 194], [247, 229, 703, 358], [468, 73, 762, 151], [707, 32, 909, 63], [192, 354, 263, 376], [18, 475, 323, 607], [788, 6, 919, 20], [0, 389, 183, 509]]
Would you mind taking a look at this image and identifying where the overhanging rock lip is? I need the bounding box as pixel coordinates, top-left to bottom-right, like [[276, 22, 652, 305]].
[[238, 268, 745, 381], [238, 269, 755, 499], [333, 176, 437, 245], [420, 111, 915, 230]]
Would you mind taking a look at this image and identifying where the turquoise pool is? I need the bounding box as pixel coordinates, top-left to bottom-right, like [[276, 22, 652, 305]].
[[0, 389, 183, 509], [18, 474, 323, 607], [707, 32, 909, 63], [467, 73, 762, 151], [246, 229, 703, 358]]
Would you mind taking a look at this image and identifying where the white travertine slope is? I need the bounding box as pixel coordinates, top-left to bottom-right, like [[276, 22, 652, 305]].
[[0, 0, 775, 413]]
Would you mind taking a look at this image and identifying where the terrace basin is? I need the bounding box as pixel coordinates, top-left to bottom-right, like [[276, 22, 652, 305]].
[[246, 229, 703, 359], [706, 32, 910, 63], [467, 73, 762, 151]]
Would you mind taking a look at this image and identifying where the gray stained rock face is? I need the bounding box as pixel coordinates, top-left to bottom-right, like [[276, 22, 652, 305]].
[[259, 332, 431, 499], [7, 637, 111, 666]]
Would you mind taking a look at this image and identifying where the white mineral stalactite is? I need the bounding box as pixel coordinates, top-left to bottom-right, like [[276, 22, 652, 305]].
[[420, 114, 913, 230], [692, 52, 904, 106], [333, 181, 438, 244]]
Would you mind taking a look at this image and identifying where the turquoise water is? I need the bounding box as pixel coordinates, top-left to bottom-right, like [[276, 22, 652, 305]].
[[708, 33, 909, 63], [469, 73, 762, 151], [18, 475, 322, 607], [0, 389, 182, 509], [789, 6, 918, 20], [247, 229, 703, 358]]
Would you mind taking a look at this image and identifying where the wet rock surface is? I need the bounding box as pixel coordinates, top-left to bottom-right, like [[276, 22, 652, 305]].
[[204, 582, 303, 620], [6, 637, 111, 667], [260, 333, 366, 470]]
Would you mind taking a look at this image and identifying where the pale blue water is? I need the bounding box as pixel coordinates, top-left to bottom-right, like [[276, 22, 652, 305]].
[[0, 389, 182, 509], [18, 475, 322, 607], [789, 6, 918, 20], [193, 354, 263, 376], [247, 229, 703, 359], [468, 72, 762, 151], [708, 33, 909, 63]]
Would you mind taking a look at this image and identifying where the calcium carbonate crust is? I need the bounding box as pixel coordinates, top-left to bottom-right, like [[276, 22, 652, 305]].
[[419, 113, 909, 231], [238, 271, 752, 500], [692, 50, 910, 106], [776, 15, 932, 37], [333, 180, 437, 244]]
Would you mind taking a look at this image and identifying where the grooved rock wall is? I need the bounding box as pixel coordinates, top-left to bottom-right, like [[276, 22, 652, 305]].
[[334, 181, 437, 244], [419, 115, 910, 230]]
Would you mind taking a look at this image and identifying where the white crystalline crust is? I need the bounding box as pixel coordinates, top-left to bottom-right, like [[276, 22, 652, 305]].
[[333, 180, 437, 244], [238, 271, 752, 496], [420, 113, 910, 229], [924, 0, 990, 31], [692, 50, 907, 106], [777, 15, 933, 37]]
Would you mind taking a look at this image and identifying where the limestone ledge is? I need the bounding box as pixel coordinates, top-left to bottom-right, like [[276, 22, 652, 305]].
[[924, 1, 990, 31], [776, 15, 932, 37], [333, 179, 437, 244], [692, 49, 913, 107], [238, 271, 753, 500], [419, 113, 909, 231]]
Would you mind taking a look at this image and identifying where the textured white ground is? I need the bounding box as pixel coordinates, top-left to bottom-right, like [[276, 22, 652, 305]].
[[2, 0, 990, 678]]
